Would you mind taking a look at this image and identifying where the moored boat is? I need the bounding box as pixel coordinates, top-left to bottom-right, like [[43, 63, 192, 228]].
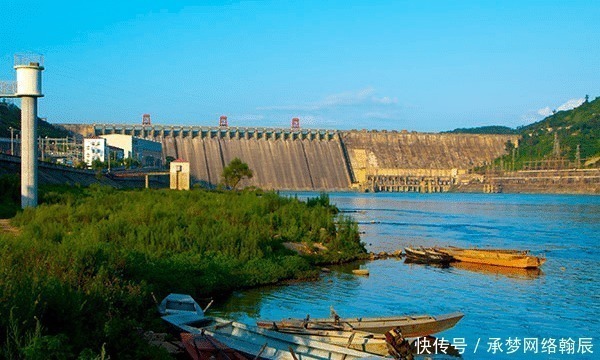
[[159, 294, 387, 360], [404, 247, 454, 265], [181, 332, 249, 360], [452, 260, 543, 280], [257, 311, 464, 338], [437, 247, 545, 268]]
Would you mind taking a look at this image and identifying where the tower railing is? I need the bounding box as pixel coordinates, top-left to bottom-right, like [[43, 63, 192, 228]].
[[0, 81, 17, 97], [14, 53, 44, 67]]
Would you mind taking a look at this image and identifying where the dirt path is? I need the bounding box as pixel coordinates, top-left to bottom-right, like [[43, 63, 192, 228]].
[[0, 219, 20, 236]]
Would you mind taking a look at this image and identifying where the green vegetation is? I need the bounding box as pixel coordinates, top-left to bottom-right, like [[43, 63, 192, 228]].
[[0, 102, 70, 139], [444, 125, 518, 135], [0, 174, 20, 218], [493, 97, 600, 170], [0, 183, 364, 358], [449, 97, 600, 171], [221, 157, 253, 190]]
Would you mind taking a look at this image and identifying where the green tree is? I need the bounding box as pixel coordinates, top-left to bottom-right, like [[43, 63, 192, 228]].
[[165, 156, 175, 168], [221, 157, 253, 190], [90, 159, 105, 171], [504, 139, 515, 153], [123, 157, 140, 169]]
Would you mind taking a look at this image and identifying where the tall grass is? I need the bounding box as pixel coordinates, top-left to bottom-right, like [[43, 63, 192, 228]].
[[0, 186, 364, 358]]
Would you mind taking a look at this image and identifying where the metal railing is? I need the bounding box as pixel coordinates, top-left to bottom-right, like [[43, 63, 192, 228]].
[[0, 81, 17, 97], [14, 53, 44, 67]]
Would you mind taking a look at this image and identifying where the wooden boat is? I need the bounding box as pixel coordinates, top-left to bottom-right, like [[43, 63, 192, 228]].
[[250, 327, 392, 355], [257, 311, 464, 338], [452, 261, 542, 280], [159, 294, 387, 360], [404, 247, 454, 265], [181, 332, 249, 360], [437, 247, 545, 269]]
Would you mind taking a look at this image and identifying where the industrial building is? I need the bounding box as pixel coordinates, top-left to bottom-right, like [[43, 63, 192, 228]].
[[83, 137, 107, 166], [100, 134, 162, 167]]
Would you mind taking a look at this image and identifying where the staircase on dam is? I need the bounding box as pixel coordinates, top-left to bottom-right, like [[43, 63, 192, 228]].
[[60, 124, 517, 192]]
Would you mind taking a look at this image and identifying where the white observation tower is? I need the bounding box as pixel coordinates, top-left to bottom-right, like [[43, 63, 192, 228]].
[[15, 54, 44, 208]]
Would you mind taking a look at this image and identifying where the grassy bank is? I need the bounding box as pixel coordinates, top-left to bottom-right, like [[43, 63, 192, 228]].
[[0, 184, 365, 359]]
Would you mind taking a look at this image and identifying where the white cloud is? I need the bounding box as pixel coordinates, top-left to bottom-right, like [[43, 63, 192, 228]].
[[537, 107, 553, 117], [255, 104, 320, 111], [372, 96, 398, 105], [257, 87, 398, 111], [557, 98, 585, 111], [536, 98, 585, 118], [232, 114, 265, 122], [363, 111, 396, 120]]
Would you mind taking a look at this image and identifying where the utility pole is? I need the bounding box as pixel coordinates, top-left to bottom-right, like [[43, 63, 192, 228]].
[[9, 126, 14, 155]]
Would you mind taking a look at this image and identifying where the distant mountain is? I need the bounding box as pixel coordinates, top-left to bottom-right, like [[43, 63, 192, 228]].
[[444, 125, 518, 135], [0, 101, 70, 138]]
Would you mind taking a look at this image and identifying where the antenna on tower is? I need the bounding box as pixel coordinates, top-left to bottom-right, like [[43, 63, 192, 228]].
[[142, 114, 151, 125], [291, 117, 300, 130], [219, 115, 228, 127]]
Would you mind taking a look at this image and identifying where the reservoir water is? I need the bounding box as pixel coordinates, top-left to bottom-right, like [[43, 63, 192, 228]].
[[211, 193, 600, 359]]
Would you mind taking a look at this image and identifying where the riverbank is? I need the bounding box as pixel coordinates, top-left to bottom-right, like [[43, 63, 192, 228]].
[[0, 186, 366, 358]]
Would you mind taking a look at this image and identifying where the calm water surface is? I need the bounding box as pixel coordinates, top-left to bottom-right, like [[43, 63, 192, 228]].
[[211, 193, 600, 359]]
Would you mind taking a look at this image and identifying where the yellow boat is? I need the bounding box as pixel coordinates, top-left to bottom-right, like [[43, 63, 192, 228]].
[[437, 247, 546, 269]]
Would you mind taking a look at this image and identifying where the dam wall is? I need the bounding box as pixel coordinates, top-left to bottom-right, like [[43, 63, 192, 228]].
[[59, 124, 516, 192], [158, 135, 351, 190], [341, 131, 518, 191]]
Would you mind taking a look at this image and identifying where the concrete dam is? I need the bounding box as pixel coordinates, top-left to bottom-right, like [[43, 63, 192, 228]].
[[65, 124, 518, 192]]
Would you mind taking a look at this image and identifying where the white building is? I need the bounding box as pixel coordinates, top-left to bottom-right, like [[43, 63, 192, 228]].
[[100, 134, 162, 167], [84, 137, 107, 166]]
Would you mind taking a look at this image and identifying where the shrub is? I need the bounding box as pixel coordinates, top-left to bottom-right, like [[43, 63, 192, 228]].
[[0, 187, 363, 357]]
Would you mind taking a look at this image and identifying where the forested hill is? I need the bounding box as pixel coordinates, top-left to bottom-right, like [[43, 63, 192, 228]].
[[0, 101, 69, 138], [443, 125, 518, 135], [446, 96, 600, 169], [514, 96, 600, 165]]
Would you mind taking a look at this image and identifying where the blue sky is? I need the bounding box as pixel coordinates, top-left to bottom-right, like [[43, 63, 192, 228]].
[[1, 0, 598, 131]]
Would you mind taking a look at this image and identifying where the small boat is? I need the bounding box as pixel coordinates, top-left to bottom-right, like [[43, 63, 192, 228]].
[[452, 260, 542, 280], [181, 332, 249, 360], [404, 247, 454, 265], [268, 328, 392, 356], [159, 294, 387, 360], [437, 247, 545, 269], [257, 311, 464, 338]]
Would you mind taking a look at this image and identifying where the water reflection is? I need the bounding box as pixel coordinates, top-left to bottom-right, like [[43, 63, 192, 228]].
[[450, 261, 542, 280]]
